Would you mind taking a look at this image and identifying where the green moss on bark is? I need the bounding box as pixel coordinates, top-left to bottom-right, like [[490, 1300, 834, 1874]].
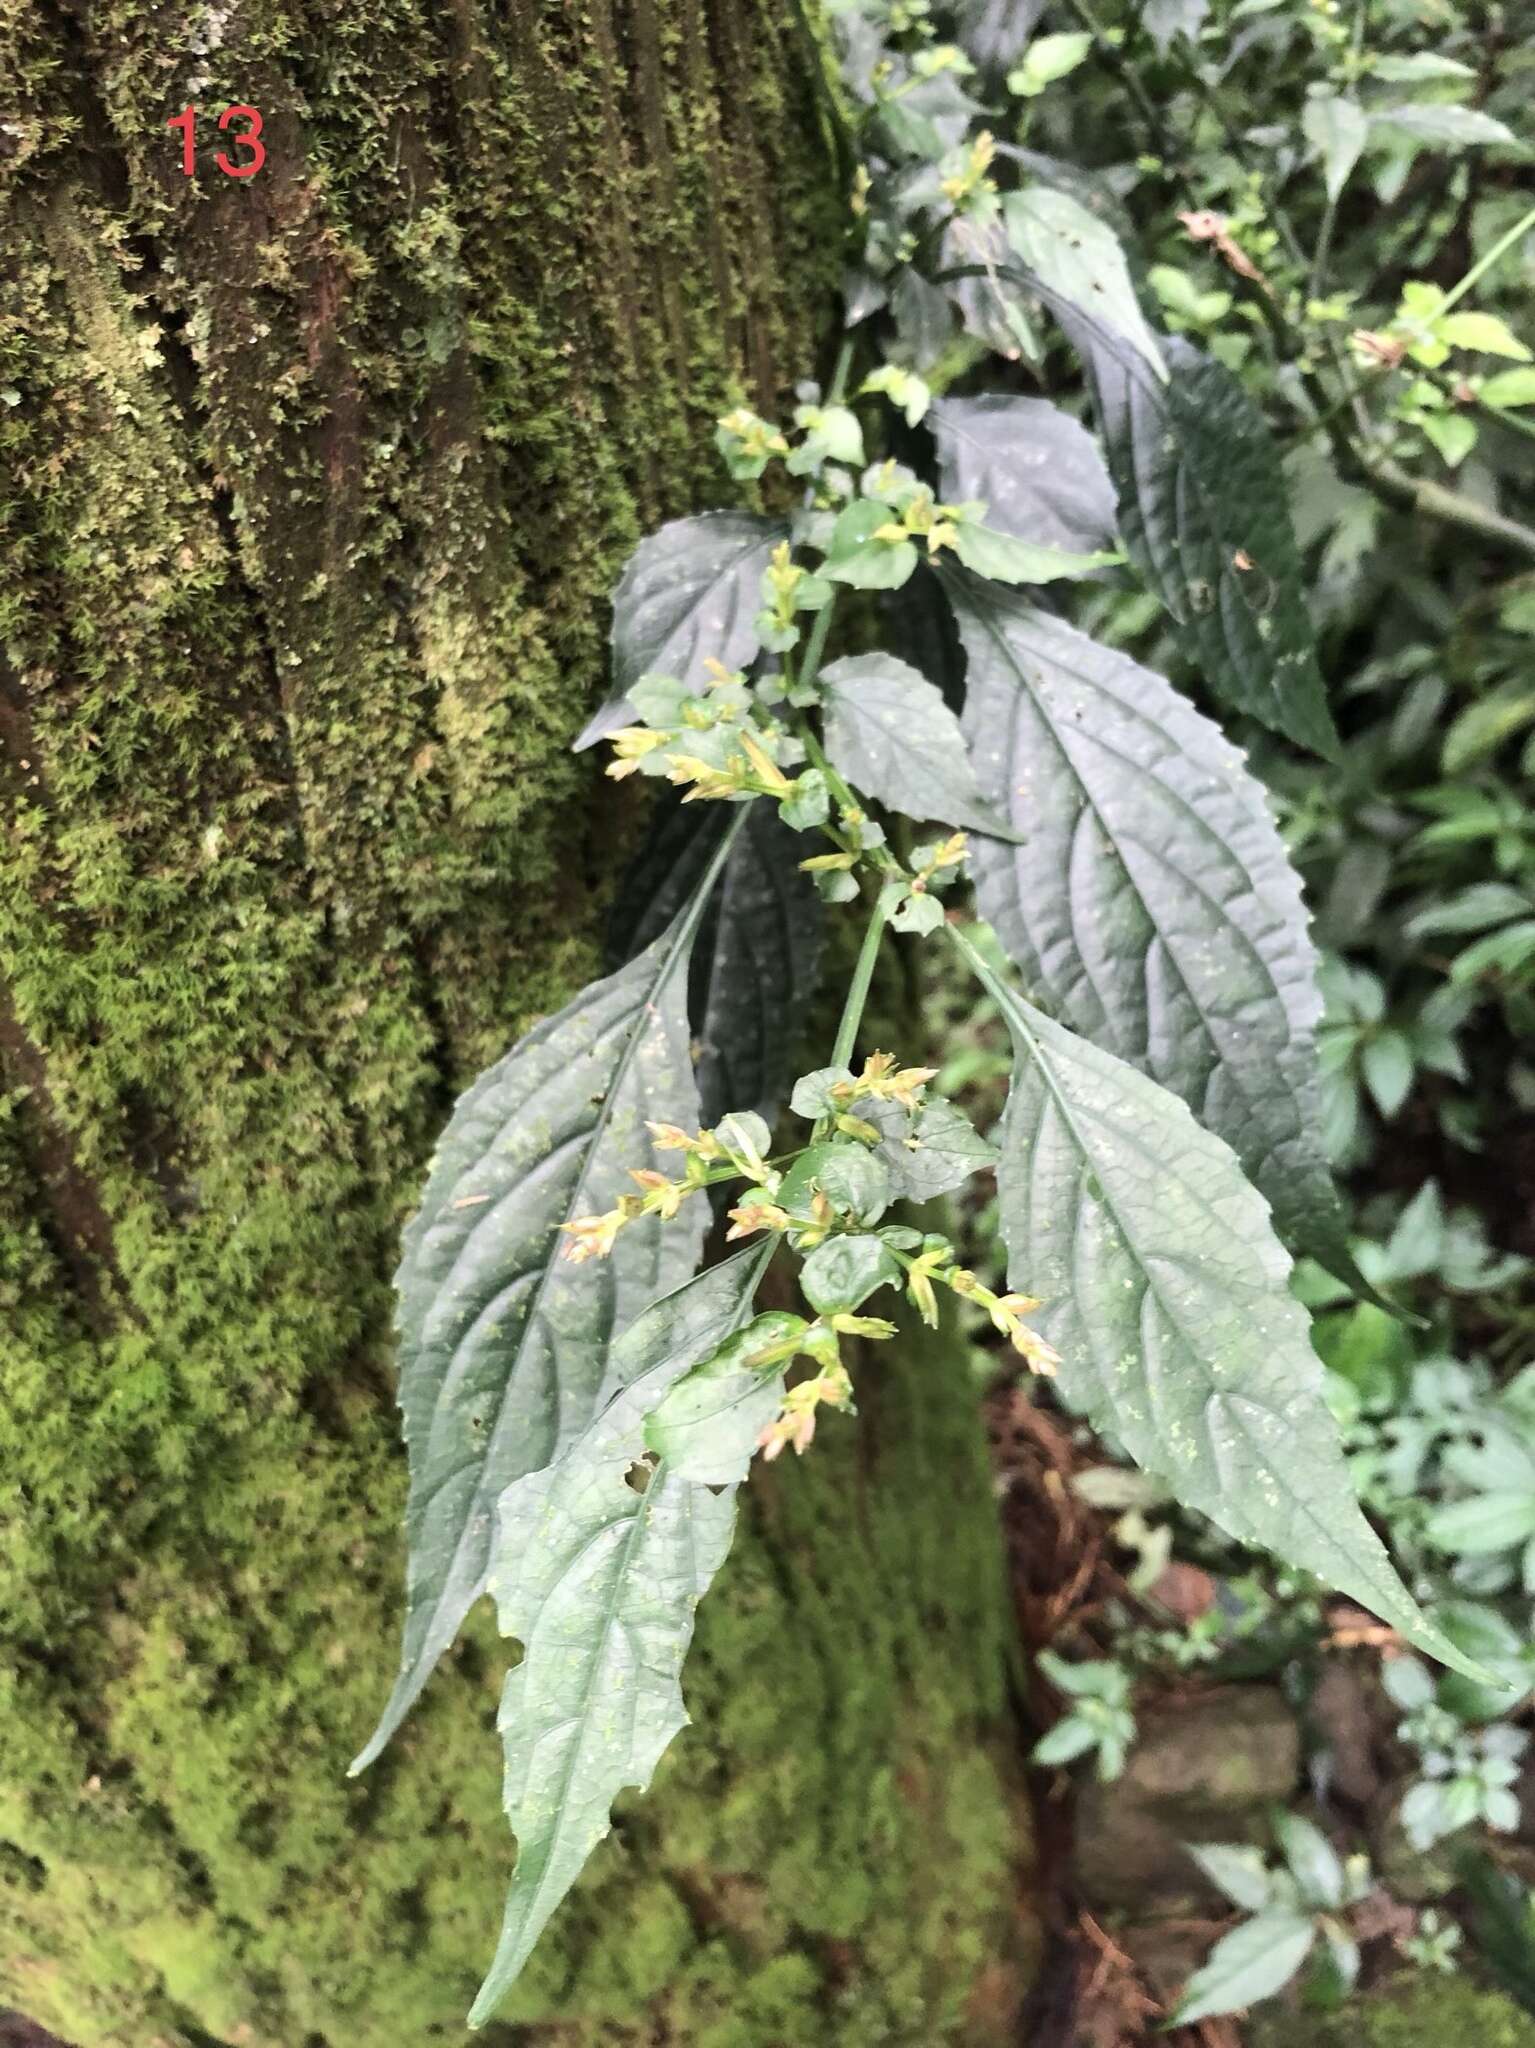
[[0, 2, 1031, 2040]]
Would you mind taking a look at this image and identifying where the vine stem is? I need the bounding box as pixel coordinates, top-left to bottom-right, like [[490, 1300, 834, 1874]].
[[829, 888, 891, 1074], [1439, 202, 1535, 315]]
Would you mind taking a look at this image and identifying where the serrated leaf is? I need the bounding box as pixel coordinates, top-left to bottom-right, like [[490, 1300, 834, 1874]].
[[607, 798, 823, 1128], [1170, 1911, 1316, 2025], [946, 582, 1358, 1280], [953, 929, 1486, 1683], [890, 266, 958, 370], [1303, 94, 1369, 203], [1003, 186, 1166, 376], [820, 652, 1019, 839], [1374, 103, 1521, 151], [643, 1306, 799, 1484], [1017, 280, 1337, 756], [1091, 332, 1338, 757], [575, 512, 786, 750], [940, 216, 1039, 360], [351, 840, 734, 1775], [863, 1095, 999, 1199], [933, 395, 1118, 557], [469, 1251, 766, 2025]]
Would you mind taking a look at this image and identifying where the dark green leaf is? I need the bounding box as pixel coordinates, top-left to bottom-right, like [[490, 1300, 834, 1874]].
[[947, 582, 1357, 1279], [890, 266, 957, 370], [955, 931, 1484, 1682], [951, 0, 1048, 72], [932, 395, 1118, 557], [352, 841, 732, 1775], [800, 1234, 903, 1314], [575, 512, 786, 750], [822, 500, 920, 590], [1003, 187, 1164, 373], [1025, 291, 1338, 758], [940, 217, 1038, 358], [644, 1307, 801, 1484], [863, 1095, 999, 1199], [469, 1252, 766, 2025], [1303, 94, 1369, 203], [608, 798, 822, 1128], [820, 652, 1019, 838], [1373, 103, 1521, 150], [1141, 0, 1208, 52], [815, 1145, 893, 1225]]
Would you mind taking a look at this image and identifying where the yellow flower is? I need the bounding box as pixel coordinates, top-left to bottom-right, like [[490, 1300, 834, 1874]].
[[904, 1245, 954, 1328], [560, 1207, 628, 1262], [605, 725, 668, 780], [755, 1364, 854, 1462], [725, 1201, 789, 1241], [629, 1168, 686, 1220], [666, 753, 741, 802], [738, 729, 792, 792]]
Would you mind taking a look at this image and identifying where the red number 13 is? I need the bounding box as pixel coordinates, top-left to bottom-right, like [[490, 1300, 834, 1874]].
[[216, 104, 265, 179], [166, 105, 266, 179]]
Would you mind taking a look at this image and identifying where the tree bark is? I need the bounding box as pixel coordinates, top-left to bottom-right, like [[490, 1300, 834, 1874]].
[[0, 4, 1034, 2042]]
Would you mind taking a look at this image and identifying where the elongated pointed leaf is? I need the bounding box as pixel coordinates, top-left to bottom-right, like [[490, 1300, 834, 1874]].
[[1006, 250, 1338, 758], [933, 395, 1119, 557], [352, 842, 737, 1774], [469, 1251, 766, 2025], [1170, 1910, 1316, 2025], [1003, 187, 1165, 375], [953, 930, 1484, 1682], [820, 652, 1019, 839], [946, 578, 1356, 1278], [575, 512, 786, 750], [1078, 322, 1338, 758], [608, 797, 823, 1127]]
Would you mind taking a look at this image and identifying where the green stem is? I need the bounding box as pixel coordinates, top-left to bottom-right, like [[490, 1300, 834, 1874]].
[[827, 336, 857, 407], [1310, 192, 1339, 302], [1440, 203, 1535, 315], [798, 596, 838, 696], [829, 889, 892, 1074]]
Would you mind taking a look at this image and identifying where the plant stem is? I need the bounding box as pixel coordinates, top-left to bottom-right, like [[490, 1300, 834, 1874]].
[[1440, 203, 1535, 315], [827, 336, 857, 406], [830, 888, 892, 1073], [798, 596, 838, 696]]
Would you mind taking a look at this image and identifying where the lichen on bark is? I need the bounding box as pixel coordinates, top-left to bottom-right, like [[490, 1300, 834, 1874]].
[[0, 2, 1031, 2040]]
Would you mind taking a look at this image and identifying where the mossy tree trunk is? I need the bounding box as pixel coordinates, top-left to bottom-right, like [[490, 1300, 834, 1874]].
[[0, 5, 1034, 2043]]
